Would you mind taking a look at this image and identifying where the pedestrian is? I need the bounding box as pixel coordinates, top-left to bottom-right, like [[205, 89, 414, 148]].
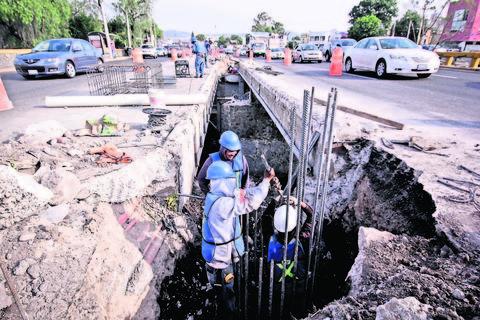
[[202, 161, 275, 318], [267, 197, 313, 318], [197, 131, 250, 195], [192, 35, 207, 78], [205, 39, 211, 68]]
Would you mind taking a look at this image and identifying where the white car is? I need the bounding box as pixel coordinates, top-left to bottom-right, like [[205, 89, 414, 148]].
[[141, 44, 157, 59], [293, 43, 323, 63], [252, 43, 267, 57], [343, 36, 440, 79], [270, 47, 285, 59]]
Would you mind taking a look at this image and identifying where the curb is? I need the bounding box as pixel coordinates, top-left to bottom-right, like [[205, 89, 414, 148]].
[[440, 65, 479, 72]]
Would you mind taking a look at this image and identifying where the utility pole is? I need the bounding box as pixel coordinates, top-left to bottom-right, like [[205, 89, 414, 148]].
[[98, 0, 113, 59], [120, 6, 132, 48], [391, 21, 396, 36]]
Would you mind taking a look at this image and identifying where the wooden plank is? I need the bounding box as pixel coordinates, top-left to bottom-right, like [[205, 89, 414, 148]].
[[314, 97, 404, 130]]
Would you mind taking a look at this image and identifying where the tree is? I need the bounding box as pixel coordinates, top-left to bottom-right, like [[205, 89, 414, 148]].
[[230, 34, 243, 45], [349, 0, 398, 28], [251, 11, 285, 34], [395, 10, 421, 41], [0, 0, 72, 47], [218, 35, 230, 47], [348, 15, 385, 40], [196, 34, 206, 41], [69, 13, 102, 40]]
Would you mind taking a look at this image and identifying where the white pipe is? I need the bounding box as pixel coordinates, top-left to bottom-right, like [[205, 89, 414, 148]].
[[44, 93, 208, 108]]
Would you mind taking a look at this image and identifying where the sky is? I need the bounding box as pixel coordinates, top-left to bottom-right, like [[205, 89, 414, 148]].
[[148, 0, 414, 35]]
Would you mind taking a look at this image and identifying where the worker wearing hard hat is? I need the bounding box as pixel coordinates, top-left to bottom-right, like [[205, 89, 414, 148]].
[[267, 197, 313, 317], [202, 160, 275, 317], [192, 34, 207, 78], [197, 130, 250, 195]]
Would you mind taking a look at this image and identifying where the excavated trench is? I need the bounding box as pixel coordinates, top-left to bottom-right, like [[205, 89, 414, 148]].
[[156, 79, 438, 319]]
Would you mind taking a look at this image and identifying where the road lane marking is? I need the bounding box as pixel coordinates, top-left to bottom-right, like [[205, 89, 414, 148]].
[[432, 74, 457, 79]]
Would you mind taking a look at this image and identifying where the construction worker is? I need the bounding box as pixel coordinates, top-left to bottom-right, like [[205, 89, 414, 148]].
[[267, 197, 313, 317], [202, 160, 275, 318], [192, 35, 207, 78], [197, 130, 250, 195]]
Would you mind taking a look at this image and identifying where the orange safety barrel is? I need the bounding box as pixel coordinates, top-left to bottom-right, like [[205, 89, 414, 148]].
[[249, 49, 253, 61], [171, 48, 177, 61], [329, 47, 343, 76], [265, 49, 272, 62], [132, 48, 144, 64], [283, 48, 291, 65], [0, 77, 13, 111]]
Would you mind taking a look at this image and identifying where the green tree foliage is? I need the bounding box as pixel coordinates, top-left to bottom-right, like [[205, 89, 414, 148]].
[[349, 0, 398, 27], [114, 0, 152, 46], [218, 35, 230, 47], [251, 11, 285, 34], [196, 34, 206, 41], [348, 15, 385, 40], [108, 15, 127, 47], [395, 10, 421, 40], [69, 13, 102, 40], [230, 34, 243, 45], [0, 0, 72, 47]]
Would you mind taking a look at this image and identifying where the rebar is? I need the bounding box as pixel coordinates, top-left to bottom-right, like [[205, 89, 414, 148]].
[[244, 212, 249, 320], [292, 89, 312, 295], [257, 257, 263, 318], [305, 91, 332, 301], [311, 88, 338, 295], [279, 103, 297, 317], [268, 259, 275, 318]]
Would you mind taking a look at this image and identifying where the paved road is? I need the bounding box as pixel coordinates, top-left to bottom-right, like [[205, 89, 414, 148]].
[[0, 57, 169, 111], [250, 58, 480, 131]]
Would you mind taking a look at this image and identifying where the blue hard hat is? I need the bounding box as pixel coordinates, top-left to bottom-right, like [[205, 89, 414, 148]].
[[219, 131, 241, 151], [206, 161, 236, 180]]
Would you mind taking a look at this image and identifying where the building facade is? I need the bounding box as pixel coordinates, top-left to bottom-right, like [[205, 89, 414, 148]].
[[440, 0, 480, 50]]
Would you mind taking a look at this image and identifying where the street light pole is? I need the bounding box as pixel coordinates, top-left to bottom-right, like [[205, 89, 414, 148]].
[[98, 0, 113, 59]]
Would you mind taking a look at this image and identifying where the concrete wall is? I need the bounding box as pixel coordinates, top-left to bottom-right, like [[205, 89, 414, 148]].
[[218, 83, 291, 178]]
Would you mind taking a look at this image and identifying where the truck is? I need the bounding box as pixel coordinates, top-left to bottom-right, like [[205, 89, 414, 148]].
[[251, 42, 267, 57]]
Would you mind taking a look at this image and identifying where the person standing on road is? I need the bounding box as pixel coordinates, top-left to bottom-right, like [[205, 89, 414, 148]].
[[202, 160, 275, 318], [197, 131, 250, 195], [192, 35, 207, 78], [205, 39, 211, 68]]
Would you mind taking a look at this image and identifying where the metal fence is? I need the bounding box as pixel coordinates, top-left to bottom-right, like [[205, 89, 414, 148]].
[[86, 63, 175, 96]]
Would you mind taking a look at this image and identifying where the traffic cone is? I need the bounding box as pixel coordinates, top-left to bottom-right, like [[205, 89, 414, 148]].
[[283, 48, 291, 65], [0, 77, 13, 111], [171, 48, 177, 61], [132, 48, 144, 64], [265, 49, 272, 62], [329, 47, 343, 76], [249, 49, 253, 61]]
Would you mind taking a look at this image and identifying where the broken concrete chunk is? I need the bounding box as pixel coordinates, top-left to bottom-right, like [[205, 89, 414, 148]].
[[451, 288, 465, 300], [27, 264, 41, 279], [13, 258, 36, 276], [0, 282, 13, 310], [375, 297, 432, 320], [67, 149, 83, 157], [37, 168, 82, 204], [19, 232, 36, 242], [22, 120, 67, 144], [38, 203, 70, 224]]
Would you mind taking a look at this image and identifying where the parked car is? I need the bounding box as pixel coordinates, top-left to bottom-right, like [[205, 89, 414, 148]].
[[14, 38, 103, 79], [292, 43, 323, 63], [240, 47, 248, 56], [141, 44, 157, 59], [270, 47, 285, 59], [323, 38, 357, 61], [156, 46, 168, 57], [225, 46, 234, 55], [343, 36, 440, 79], [252, 43, 267, 57]]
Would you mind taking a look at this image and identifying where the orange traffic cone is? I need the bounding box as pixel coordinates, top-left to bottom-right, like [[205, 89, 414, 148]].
[[283, 48, 291, 65], [132, 48, 144, 64], [249, 49, 253, 61], [0, 77, 13, 111], [265, 49, 272, 62], [329, 47, 343, 76], [171, 48, 177, 61]]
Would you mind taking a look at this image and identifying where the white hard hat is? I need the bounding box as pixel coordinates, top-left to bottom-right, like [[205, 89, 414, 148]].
[[273, 205, 298, 233]]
